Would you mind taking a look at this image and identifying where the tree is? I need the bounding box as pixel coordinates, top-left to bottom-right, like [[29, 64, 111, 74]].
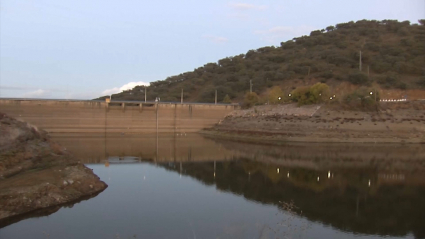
[[222, 94, 232, 103], [326, 26, 335, 32], [243, 92, 259, 108], [291, 86, 312, 106], [268, 86, 284, 104], [290, 83, 331, 106], [348, 72, 369, 85], [309, 83, 330, 103]]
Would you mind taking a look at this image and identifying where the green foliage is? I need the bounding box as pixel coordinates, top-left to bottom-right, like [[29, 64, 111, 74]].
[[97, 19, 425, 102], [243, 92, 259, 108], [343, 87, 380, 110], [376, 73, 408, 89], [267, 86, 284, 104], [319, 71, 334, 79], [290, 83, 330, 106], [309, 83, 331, 103], [417, 77, 425, 88], [222, 94, 232, 103], [326, 26, 335, 32], [348, 72, 370, 85]]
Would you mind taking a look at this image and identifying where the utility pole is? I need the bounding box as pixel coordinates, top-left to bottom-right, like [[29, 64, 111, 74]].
[[181, 88, 183, 104], [215, 90, 217, 104], [144, 86, 147, 102], [359, 50, 362, 71], [249, 80, 253, 93]]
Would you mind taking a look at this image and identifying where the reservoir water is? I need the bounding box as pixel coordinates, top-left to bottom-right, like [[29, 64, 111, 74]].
[[1, 134, 424, 239]]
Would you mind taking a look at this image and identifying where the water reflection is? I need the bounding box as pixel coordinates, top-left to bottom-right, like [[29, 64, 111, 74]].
[[2, 134, 424, 239], [57, 134, 425, 239], [159, 159, 425, 238], [53, 133, 238, 163]]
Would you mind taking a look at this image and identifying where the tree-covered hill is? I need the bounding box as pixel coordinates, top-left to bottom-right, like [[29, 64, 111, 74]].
[[100, 19, 425, 103]]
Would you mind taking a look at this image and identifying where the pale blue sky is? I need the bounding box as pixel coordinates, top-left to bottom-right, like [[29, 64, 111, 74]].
[[1, 0, 424, 99]]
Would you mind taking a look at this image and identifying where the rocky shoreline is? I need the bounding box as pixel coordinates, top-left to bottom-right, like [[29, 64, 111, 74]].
[[0, 113, 107, 225], [202, 102, 425, 144]]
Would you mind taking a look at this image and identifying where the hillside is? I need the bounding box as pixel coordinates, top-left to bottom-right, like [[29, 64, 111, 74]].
[[101, 19, 425, 103]]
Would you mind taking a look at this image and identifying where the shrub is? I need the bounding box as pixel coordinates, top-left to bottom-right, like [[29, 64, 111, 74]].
[[417, 77, 425, 88], [290, 83, 330, 106], [348, 72, 370, 85], [319, 71, 334, 79], [343, 87, 380, 110], [309, 83, 331, 103], [376, 73, 407, 89], [268, 86, 284, 104], [291, 86, 312, 106], [371, 62, 392, 73], [243, 92, 259, 108], [222, 94, 232, 103]]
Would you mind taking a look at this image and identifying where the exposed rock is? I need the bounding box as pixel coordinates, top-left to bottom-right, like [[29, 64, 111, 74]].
[[0, 112, 107, 223]]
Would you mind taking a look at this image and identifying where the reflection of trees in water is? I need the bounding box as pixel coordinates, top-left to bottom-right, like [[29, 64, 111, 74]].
[[161, 160, 425, 239]]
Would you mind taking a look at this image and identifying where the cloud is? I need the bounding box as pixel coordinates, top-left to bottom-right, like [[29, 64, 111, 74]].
[[254, 25, 316, 43], [229, 2, 267, 11], [202, 35, 229, 44], [0, 86, 38, 90], [22, 89, 50, 98], [101, 81, 150, 96]]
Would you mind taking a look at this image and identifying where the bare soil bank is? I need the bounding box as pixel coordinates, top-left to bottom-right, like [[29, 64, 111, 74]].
[[0, 113, 107, 225], [202, 101, 425, 144]]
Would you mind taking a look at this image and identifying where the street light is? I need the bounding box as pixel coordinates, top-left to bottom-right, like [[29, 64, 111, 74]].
[[278, 96, 282, 101], [288, 93, 292, 97]]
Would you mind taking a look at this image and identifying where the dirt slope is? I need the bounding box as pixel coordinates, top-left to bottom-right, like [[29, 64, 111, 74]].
[[0, 112, 107, 225]]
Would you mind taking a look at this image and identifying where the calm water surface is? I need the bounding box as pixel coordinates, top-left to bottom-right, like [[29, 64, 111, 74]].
[[1, 134, 424, 239]]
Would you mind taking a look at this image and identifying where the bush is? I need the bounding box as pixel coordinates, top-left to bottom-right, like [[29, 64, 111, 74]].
[[319, 71, 334, 79], [309, 83, 331, 103], [243, 92, 259, 108], [290, 83, 330, 106], [371, 62, 392, 73], [222, 94, 232, 103], [348, 72, 370, 85], [417, 77, 425, 88], [376, 73, 407, 89], [343, 87, 380, 110], [268, 86, 284, 104]]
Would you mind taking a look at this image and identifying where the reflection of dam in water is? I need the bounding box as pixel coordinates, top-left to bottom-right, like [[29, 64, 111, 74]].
[[54, 133, 425, 174], [54, 133, 425, 188], [53, 133, 240, 164], [8, 133, 424, 238]]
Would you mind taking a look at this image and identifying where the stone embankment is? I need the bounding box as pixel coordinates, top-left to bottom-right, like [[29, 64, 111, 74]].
[[203, 102, 425, 144], [0, 112, 107, 225]]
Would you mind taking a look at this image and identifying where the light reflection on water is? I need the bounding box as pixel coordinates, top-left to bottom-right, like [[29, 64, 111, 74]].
[[0, 134, 424, 239]]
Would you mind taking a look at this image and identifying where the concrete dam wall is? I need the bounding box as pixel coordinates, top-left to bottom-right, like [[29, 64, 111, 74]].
[[0, 99, 236, 133]]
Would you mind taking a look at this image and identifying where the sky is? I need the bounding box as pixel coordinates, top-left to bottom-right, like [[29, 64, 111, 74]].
[[0, 0, 424, 99]]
